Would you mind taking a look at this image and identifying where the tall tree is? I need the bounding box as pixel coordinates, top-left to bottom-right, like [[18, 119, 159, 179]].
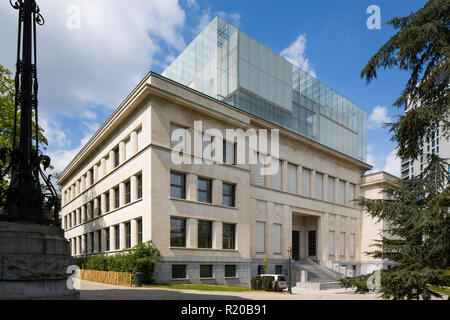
[[361, 0, 449, 159], [0, 64, 48, 202], [341, 0, 450, 300]]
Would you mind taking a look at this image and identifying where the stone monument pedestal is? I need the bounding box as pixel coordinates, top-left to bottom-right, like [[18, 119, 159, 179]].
[[0, 221, 80, 299]]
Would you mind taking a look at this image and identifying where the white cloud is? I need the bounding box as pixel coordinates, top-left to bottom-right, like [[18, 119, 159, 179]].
[[368, 106, 391, 129], [0, 0, 186, 120], [280, 34, 316, 78], [382, 149, 401, 177], [40, 117, 71, 149]]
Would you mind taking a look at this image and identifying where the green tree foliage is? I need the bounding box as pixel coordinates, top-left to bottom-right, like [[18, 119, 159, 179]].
[[0, 64, 48, 199], [75, 241, 161, 284], [340, 156, 450, 299], [361, 0, 449, 160]]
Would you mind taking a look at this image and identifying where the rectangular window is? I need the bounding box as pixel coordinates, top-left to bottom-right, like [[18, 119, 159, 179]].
[[138, 219, 143, 244], [273, 223, 282, 254], [275, 265, 283, 274], [125, 180, 131, 204], [89, 201, 94, 219], [125, 222, 131, 249], [114, 146, 120, 167], [308, 230, 316, 256], [315, 172, 323, 200], [329, 231, 335, 256], [97, 196, 102, 216], [350, 233, 355, 257], [256, 222, 265, 253], [89, 168, 94, 185], [115, 225, 120, 250], [172, 265, 187, 279], [170, 218, 186, 247], [270, 159, 282, 190], [125, 137, 132, 160], [198, 220, 212, 248], [90, 232, 95, 253], [225, 265, 237, 278], [137, 174, 142, 199], [287, 163, 297, 193], [223, 141, 236, 165], [114, 186, 120, 208], [170, 172, 186, 199], [198, 178, 212, 203], [302, 168, 311, 197], [253, 153, 265, 186], [257, 265, 263, 275], [200, 265, 213, 278], [97, 230, 102, 252], [223, 223, 236, 250], [106, 228, 110, 251], [105, 192, 110, 212], [340, 232, 346, 256], [328, 176, 335, 202], [339, 180, 345, 205], [222, 183, 235, 207], [349, 183, 355, 207]]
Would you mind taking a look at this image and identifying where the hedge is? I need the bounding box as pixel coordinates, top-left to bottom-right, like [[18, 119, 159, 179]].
[[251, 276, 281, 292], [75, 241, 160, 284]]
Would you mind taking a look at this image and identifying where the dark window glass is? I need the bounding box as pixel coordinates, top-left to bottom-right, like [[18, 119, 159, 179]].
[[275, 265, 283, 274], [308, 230, 317, 256], [225, 265, 236, 278], [137, 174, 142, 199], [106, 228, 110, 251], [198, 178, 212, 203], [170, 218, 186, 247], [172, 265, 187, 279], [115, 225, 120, 250], [90, 168, 94, 184], [200, 265, 213, 278], [170, 172, 186, 199], [97, 196, 102, 216], [125, 222, 131, 248], [222, 183, 235, 207], [198, 220, 212, 248], [125, 181, 131, 204], [89, 201, 94, 219], [114, 146, 120, 167], [114, 186, 120, 208], [105, 192, 110, 212], [257, 265, 263, 275], [90, 232, 95, 253], [97, 230, 102, 252], [223, 223, 236, 250], [138, 219, 143, 244]]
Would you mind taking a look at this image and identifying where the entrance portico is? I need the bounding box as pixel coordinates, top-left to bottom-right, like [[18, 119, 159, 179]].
[[291, 213, 319, 262]]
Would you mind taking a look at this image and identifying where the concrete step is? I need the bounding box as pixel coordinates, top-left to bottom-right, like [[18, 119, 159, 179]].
[[295, 281, 342, 291]]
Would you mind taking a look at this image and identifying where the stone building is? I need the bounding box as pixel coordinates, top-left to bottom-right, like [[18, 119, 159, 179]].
[[58, 17, 395, 287]]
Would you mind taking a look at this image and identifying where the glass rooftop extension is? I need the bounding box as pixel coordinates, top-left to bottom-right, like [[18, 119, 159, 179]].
[[163, 16, 367, 162]]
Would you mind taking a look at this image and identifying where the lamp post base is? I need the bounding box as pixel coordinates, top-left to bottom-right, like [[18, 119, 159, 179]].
[[0, 221, 79, 299]]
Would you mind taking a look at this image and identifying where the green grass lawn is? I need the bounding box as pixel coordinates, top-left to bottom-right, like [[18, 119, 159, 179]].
[[427, 285, 450, 297], [142, 283, 257, 292]]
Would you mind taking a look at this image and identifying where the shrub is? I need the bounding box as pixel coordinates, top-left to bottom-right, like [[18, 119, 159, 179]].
[[261, 276, 273, 291], [75, 241, 160, 284], [251, 276, 278, 291]]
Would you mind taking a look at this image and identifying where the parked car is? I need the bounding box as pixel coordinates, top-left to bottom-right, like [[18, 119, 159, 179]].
[[258, 274, 287, 291]]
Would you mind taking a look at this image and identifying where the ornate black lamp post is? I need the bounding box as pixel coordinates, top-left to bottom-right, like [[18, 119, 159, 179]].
[[0, 0, 60, 225]]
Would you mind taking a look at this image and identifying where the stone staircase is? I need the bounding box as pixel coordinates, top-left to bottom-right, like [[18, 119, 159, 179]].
[[293, 259, 344, 290]]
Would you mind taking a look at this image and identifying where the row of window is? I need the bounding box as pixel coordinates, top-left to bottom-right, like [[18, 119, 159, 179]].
[[64, 126, 143, 205], [69, 219, 143, 255], [170, 171, 236, 207], [170, 218, 236, 250], [328, 231, 356, 257], [171, 124, 356, 206], [64, 173, 142, 230], [171, 264, 285, 280], [172, 264, 238, 280]]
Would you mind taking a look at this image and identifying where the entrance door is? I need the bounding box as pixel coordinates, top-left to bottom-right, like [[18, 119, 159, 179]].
[[308, 230, 317, 257], [292, 231, 300, 260]]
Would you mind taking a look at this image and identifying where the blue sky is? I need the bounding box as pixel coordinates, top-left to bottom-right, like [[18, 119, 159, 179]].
[[0, 0, 427, 176]]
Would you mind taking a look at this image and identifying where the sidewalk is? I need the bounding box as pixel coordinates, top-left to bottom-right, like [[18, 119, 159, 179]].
[[75, 279, 382, 300]]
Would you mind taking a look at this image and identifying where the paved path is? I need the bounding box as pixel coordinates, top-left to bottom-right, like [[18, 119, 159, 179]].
[[75, 280, 382, 300]]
